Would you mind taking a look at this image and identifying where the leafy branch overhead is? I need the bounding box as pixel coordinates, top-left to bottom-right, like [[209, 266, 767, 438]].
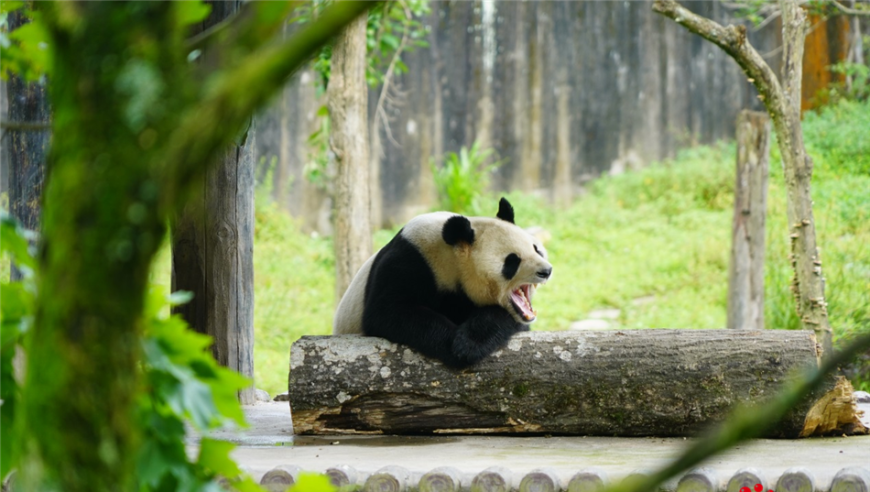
[[726, 0, 870, 28], [294, 0, 431, 90]]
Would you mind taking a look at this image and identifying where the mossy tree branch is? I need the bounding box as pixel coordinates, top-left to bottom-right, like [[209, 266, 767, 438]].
[[19, 1, 376, 489], [159, 0, 376, 218], [652, 0, 833, 355], [186, 1, 303, 71], [830, 0, 870, 17]]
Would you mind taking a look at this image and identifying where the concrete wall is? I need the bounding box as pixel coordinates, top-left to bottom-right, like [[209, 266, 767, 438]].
[[256, 1, 784, 230]]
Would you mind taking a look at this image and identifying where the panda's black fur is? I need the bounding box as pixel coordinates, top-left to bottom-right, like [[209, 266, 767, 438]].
[[333, 198, 551, 368]]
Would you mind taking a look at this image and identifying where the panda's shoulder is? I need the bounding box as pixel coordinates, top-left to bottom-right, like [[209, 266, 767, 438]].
[[400, 212, 454, 247]]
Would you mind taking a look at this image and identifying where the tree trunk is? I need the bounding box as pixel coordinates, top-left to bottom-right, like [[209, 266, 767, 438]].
[[651, 0, 833, 356], [21, 5, 176, 488], [329, 15, 371, 302], [778, 1, 832, 354], [6, 10, 49, 279], [171, 0, 256, 404], [20, 2, 372, 488], [727, 110, 770, 331], [288, 331, 865, 438]]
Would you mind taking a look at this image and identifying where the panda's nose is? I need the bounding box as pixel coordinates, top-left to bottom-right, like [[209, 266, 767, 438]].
[[536, 267, 552, 279]]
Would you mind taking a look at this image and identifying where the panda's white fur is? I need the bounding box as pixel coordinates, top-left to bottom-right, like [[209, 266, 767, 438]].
[[333, 198, 551, 368]]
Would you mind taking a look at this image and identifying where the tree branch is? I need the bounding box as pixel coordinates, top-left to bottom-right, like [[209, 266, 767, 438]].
[[830, 0, 870, 16], [373, 2, 412, 149], [653, 0, 833, 354], [186, 2, 303, 70], [160, 0, 379, 216], [651, 0, 787, 128]]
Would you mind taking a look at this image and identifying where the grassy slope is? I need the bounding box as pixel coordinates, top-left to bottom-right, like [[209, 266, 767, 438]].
[[6, 101, 864, 396], [244, 99, 867, 396]]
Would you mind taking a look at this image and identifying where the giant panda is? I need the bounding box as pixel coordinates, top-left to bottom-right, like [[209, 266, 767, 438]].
[[333, 197, 552, 368]]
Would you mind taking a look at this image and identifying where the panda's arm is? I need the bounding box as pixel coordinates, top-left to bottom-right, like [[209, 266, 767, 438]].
[[365, 303, 523, 369], [448, 305, 526, 367], [361, 235, 523, 368]]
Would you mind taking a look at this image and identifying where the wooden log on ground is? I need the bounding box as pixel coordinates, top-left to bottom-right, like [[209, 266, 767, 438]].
[[287, 331, 866, 438]]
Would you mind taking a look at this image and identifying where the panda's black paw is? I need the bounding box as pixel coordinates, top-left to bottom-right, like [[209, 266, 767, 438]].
[[447, 331, 495, 368], [446, 306, 524, 369]]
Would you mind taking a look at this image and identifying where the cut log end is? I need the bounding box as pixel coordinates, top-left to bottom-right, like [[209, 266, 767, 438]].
[[800, 376, 867, 437]]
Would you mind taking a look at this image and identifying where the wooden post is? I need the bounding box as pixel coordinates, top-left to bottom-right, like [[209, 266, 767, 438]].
[[329, 14, 372, 301], [171, 0, 256, 404], [6, 10, 49, 276], [6, 9, 50, 385], [727, 110, 770, 330]]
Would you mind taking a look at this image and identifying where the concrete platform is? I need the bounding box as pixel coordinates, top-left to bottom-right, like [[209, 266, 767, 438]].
[[201, 402, 870, 490]]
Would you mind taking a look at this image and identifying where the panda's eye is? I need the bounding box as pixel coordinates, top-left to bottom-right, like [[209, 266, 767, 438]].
[[502, 253, 521, 280], [534, 244, 544, 258]]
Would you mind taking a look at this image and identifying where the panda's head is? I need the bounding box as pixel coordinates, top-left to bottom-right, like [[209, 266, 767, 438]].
[[442, 198, 552, 324]]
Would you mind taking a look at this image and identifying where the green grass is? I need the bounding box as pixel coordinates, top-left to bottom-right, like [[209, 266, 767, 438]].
[[240, 99, 868, 396], [3, 100, 867, 396]]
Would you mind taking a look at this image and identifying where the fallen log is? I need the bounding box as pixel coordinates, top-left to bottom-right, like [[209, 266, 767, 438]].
[[287, 330, 866, 438]]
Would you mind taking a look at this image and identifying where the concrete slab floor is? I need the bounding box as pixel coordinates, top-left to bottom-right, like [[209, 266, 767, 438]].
[[200, 402, 870, 488]]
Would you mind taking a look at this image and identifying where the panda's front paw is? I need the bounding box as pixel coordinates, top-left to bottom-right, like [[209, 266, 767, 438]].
[[447, 308, 523, 368], [447, 328, 494, 368]]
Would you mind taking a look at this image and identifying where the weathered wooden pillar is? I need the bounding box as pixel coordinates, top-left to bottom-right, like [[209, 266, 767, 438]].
[[6, 10, 49, 277], [171, 0, 255, 404], [6, 9, 50, 384], [727, 110, 770, 331], [329, 13, 371, 301]]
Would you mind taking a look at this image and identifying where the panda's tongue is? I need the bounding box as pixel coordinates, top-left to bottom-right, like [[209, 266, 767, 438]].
[[511, 285, 535, 321]]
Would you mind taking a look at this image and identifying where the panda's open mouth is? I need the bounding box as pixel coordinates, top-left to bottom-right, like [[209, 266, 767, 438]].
[[510, 284, 537, 322]]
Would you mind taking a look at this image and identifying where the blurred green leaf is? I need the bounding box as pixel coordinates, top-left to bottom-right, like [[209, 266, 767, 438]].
[[1, 349, 17, 480], [2, 13, 52, 80], [1, 283, 32, 346], [0, 1, 24, 14], [0, 213, 37, 272], [196, 438, 239, 476], [175, 0, 212, 29], [290, 473, 338, 492]]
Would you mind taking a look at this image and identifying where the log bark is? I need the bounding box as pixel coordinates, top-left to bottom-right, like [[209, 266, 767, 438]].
[[172, 0, 256, 404], [288, 331, 866, 438], [652, 0, 833, 356], [727, 110, 770, 331], [329, 14, 372, 302]]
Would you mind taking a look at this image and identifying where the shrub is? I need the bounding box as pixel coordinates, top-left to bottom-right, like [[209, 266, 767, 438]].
[[432, 141, 503, 216]]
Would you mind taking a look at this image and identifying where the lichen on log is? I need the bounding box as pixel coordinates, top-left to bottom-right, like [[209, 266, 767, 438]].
[[287, 331, 865, 438]]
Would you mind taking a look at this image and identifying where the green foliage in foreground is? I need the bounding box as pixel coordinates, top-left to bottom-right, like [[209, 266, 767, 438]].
[[0, 216, 265, 490], [234, 99, 870, 397]]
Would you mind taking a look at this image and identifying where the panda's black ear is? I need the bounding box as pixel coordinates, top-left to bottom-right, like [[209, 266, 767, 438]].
[[442, 215, 475, 246], [497, 197, 515, 224]]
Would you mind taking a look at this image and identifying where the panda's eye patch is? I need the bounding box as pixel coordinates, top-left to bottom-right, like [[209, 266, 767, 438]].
[[534, 244, 544, 258], [502, 253, 521, 280]]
